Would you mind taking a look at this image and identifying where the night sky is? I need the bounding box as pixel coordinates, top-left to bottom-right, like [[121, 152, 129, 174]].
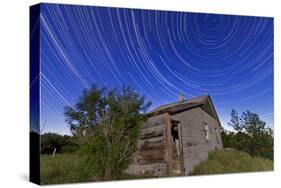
[[39, 3, 273, 135]]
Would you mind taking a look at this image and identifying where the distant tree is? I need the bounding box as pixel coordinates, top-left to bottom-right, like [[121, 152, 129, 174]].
[[241, 111, 268, 136], [241, 111, 273, 159], [228, 109, 243, 132], [223, 109, 273, 160], [64, 85, 151, 180], [220, 130, 235, 148], [41, 133, 78, 154]]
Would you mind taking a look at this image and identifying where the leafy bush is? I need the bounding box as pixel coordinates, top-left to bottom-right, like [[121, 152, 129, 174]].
[[222, 109, 273, 160], [64, 85, 151, 180]]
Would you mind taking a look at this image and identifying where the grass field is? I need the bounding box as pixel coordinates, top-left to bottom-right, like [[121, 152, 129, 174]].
[[40, 153, 92, 185], [40, 153, 153, 184], [40, 150, 273, 184], [191, 150, 273, 175]]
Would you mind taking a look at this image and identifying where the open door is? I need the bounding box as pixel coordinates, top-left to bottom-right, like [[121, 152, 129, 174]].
[[170, 119, 184, 175]]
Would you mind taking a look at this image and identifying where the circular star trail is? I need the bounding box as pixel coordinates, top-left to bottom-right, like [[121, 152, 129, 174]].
[[39, 4, 273, 134]]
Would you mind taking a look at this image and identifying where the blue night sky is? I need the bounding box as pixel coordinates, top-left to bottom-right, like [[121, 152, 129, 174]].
[[39, 3, 273, 135]]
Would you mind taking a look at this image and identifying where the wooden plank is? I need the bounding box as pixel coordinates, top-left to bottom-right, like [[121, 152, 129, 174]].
[[140, 139, 165, 150], [138, 147, 166, 164], [138, 136, 165, 147], [140, 147, 165, 156], [138, 154, 165, 164], [142, 114, 166, 129], [178, 123, 185, 175], [164, 113, 172, 176], [140, 129, 164, 140]]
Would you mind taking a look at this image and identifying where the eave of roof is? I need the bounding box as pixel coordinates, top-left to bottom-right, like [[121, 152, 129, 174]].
[[146, 95, 222, 127]]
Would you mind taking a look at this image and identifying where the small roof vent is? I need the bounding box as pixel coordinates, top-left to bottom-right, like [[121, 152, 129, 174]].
[[178, 93, 185, 102]]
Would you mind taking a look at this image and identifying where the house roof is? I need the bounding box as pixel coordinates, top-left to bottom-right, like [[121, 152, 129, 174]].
[[148, 95, 208, 115], [147, 95, 222, 127]]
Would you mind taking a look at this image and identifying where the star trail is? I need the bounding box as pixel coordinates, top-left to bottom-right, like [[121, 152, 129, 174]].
[[39, 3, 273, 134]]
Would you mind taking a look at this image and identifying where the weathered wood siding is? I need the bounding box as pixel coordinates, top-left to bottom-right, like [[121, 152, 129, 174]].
[[126, 106, 223, 176], [171, 107, 223, 174], [126, 113, 169, 176]]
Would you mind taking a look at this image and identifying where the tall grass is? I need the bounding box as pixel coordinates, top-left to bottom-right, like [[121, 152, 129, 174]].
[[191, 150, 273, 175], [41, 151, 273, 184], [40, 153, 92, 185]]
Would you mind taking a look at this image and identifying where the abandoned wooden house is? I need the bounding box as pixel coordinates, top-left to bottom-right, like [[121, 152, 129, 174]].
[[126, 95, 223, 176]]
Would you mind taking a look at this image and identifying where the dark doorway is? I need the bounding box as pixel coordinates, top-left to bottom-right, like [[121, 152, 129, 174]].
[[170, 120, 184, 175]]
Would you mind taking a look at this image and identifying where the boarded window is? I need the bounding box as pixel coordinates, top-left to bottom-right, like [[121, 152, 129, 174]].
[[215, 128, 220, 144], [204, 124, 210, 142]]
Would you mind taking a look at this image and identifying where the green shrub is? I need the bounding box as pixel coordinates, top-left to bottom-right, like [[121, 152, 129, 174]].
[[64, 85, 151, 180], [222, 109, 273, 160]]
